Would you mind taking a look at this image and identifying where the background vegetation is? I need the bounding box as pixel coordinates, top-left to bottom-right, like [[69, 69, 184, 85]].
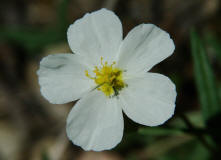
[[0, 0, 221, 159]]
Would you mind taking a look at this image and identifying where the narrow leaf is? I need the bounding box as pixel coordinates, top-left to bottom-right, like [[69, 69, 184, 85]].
[[190, 29, 220, 122], [138, 127, 183, 136], [0, 27, 65, 53], [204, 33, 221, 61]]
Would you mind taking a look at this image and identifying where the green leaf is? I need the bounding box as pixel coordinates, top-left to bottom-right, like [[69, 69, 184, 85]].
[[0, 27, 65, 54], [0, 0, 71, 54], [190, 29, 221, 123], [204, 33, 221, 61], [170, 111, 205, 129], [141, 134, 193, 159], [56, 0, 70, 30], [158, 139, 210, 160], [219, 84, 221, 101], [138, 127, 183, 136]]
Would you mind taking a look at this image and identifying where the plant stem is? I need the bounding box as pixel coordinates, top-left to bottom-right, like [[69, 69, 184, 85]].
[[179, 114, 217, 154]]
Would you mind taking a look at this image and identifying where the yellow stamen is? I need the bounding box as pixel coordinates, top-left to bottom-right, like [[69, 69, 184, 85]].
[[85, 57, 126, 97]]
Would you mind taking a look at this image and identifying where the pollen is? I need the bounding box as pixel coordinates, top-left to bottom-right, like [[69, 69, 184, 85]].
[[85, 57, 126, 97]]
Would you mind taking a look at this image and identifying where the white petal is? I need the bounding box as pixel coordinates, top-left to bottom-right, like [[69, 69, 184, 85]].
[[37, 54, 94, 104], [119, 73, 176, 126], [66, 90, 124, 151], [67, 8, 122, 65], [117, 24, 175, 74]]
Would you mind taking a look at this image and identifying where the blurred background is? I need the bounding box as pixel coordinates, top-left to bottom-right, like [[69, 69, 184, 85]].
[[0, 0, 221, 159]]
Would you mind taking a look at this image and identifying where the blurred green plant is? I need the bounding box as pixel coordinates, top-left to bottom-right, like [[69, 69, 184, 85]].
[[203, 33, 221, 101], [0, 0, 70, 55], [204, 33, 221, 61], [190, 29, 221, 156], [138, 127, 183, 136], [158, 139, 210, 160], [190, 29, 220, 123], [41, 150, 50, 160], [0, 27, 64, 53]]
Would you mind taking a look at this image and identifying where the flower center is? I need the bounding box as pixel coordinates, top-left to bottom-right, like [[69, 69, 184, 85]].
[[85, 57, 126, 97]]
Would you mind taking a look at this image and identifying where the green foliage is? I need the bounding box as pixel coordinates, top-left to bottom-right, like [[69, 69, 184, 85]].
[[57, 0, 70, 29], [0, 0, 70, 55], [41, 150, 50, 160], [0, 27, 65, 53], [204, 33, 221, 61], [138, 127, 183, 136], [219, 84, 221, 101], [158, 139, 210, 160], [190, 29, 221, 123]]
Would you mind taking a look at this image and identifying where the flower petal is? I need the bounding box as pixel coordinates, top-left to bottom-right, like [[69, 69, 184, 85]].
[[67, 8, 122, 65], [119, 73, 176, 126], [66, 90, 124, 151], [37, 54, 94, 104], [117, 24, 175, 74]]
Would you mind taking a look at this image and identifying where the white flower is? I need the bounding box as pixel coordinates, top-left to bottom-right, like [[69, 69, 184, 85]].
[[37, 8, 176, 151]]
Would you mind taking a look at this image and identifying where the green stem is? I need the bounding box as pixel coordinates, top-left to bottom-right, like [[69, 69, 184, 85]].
[[179, 114, 217, 154]]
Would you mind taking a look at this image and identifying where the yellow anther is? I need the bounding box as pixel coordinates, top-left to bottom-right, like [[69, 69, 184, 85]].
[[85, 57, 126, 97]]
